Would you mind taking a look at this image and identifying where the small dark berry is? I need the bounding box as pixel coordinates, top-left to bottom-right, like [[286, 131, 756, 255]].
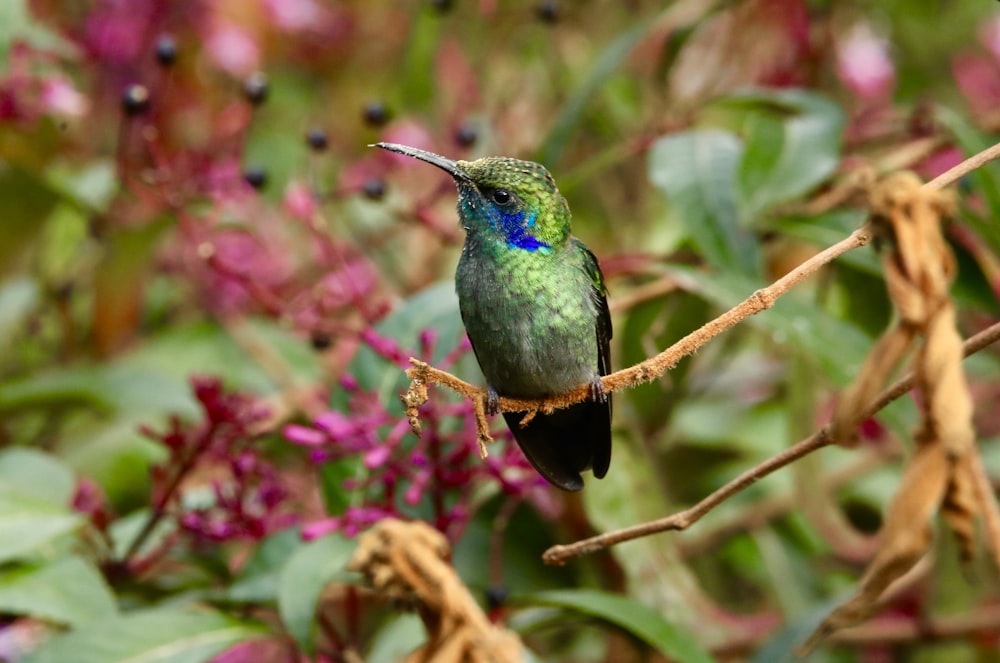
[[243, 72, 269, 106], [362, 101, 390, 127], [362, 178, 386, 200], [485, 586, 508, 610], [430, 0, 453, 12], [121, 84, 150, 115], [155, 35, 177, 66], [536, 0, 559, 23], [455, 121, 477, 147], [243, 165, 268, 190], [310, 332, 333, 351], [305, 127, 328, 151]]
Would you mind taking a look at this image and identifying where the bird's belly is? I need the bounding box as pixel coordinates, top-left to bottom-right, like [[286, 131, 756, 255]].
[[457, 261, 597, 398]]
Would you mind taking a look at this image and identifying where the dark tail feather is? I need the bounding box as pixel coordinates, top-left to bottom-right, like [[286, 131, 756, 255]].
[[504, 396, 612, 492]]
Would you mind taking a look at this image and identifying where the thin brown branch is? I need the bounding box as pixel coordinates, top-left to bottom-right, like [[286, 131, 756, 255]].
[[829, 604, 1000, 645], [926, 139, 1000, 190], [405, 139, 1000, 434], [970, 450, 1000, 572], [407, 227, 873, 426], [401, 138, 1000, 564], [780, 135, 945, 217], [674, 446, 898, 559], [608, 275, 679, 313], [543, 320, 1000, 564]]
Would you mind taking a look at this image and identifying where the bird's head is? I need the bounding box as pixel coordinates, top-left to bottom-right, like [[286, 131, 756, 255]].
[[375, 142, 570, 253]]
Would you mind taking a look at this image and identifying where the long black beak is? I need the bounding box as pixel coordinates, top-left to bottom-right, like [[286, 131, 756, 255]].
[[372, 142, 471, 182]]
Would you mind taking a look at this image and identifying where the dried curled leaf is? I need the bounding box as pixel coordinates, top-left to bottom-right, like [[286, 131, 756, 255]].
[[804, 172, 987, 652], [401, 378, 429, 438], [349, 519, 523, 663]]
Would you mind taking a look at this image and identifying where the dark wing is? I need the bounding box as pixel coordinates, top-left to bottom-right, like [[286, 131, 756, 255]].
[[573, 238, 613, 479]]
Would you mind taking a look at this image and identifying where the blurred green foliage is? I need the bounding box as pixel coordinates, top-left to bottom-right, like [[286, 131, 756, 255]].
[[2, 0, 1000, 661]]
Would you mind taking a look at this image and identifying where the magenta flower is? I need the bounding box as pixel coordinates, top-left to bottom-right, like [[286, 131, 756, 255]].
[[138, 377, 293, 550], [284, 328, 550, 542], [836, 23, 895, 101]]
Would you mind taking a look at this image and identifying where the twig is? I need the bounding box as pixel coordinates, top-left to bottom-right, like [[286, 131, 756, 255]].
[[969, 450, 1000, 572], [407, 228, 873, 426], [405, 138, 1000, 432], [120, 432, 213, 566], [926, 139, 1000, 190], [673, 447, 897, 559], [543, 320, 1000, 564], [401, 138, 1000, 562], [829, 604, 1000, 645], [608, 275, 678, 313]]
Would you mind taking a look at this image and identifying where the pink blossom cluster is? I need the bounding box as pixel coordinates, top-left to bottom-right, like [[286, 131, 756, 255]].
[[141, 377, 294, 544], [284, 328, 552, 542]]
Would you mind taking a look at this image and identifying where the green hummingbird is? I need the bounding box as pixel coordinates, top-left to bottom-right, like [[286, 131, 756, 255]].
[[375, 142, 612, 491]]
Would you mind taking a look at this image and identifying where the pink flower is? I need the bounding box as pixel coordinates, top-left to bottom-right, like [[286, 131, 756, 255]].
[[953, 52, 1000, 118], [283, 180, 318, 222], [205, 21, 260, 76], [284, 424, 327, 446], [837, 23, 895, 100], [283, 330, 551, 543], [982, 15, 1000, 61], [40, 77, 89, 117], [83, 0, 151, 64], [363, 445, 391, 469], [264, 0, 325, 32]]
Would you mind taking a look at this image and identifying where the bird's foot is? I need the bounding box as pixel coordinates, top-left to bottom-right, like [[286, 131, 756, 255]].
[[485, 386, 501, 416], [589, 376, 608, 403]]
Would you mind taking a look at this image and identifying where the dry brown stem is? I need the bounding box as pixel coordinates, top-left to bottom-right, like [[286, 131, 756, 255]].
[[543, 238, 1000, 567], [674, 447, 897, 559], [404, 144, 1000, 624], [829, 604, 1000, 645], [799, 172, 984, 652], [348, 519, 523, 663], [402, 138, 1000, 443], [405, 227, 872, 445]]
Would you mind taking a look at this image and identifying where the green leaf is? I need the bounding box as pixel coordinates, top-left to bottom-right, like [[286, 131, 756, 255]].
[[0, 454, 82, 563], [21, 608, 267, 663], [669, 266, 871, 387], [539, 15, 657, 164], [0, 164, 60, 279], [44, 159, 118, 213], [400, 8, 442, 110], [365, 614, 426, 663], [0, 496, 81, 563], [771, 210, 877, 276], [0, 556, 117, 626], [727, 89, 845, 218], [0, 275, 40, 349], [0, 447, 76, 506], [751, 598, 845, 663], [335, 280, 470, 410], [520, 589, 716, 663], [648, 130, 761, 277], [0, 366, 116, 414], [0, 0, 69, 56], [619, 292, 710, 432], [935, 107, 1000, 256], [227, 529, 304, 603], [108, 508, 175, 562], [277, 532, 358, 652]]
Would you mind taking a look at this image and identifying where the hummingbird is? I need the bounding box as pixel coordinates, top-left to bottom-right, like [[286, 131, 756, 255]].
[[375, 142, 612, 491]]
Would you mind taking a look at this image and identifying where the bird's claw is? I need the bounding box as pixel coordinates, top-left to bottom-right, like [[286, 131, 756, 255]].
[[485, 386, 501, 416], [589, 377, 608, 403]]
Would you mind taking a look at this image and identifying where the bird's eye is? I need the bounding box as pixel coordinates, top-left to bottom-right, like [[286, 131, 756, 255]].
[[491, 189, 512, 205]]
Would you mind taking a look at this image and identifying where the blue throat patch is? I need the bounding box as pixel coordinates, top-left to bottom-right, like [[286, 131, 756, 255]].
[[495, 209, 551, 253]]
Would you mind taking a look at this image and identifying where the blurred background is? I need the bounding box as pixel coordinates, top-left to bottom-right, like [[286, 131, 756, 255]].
[[2, 1, 1000, 661]]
